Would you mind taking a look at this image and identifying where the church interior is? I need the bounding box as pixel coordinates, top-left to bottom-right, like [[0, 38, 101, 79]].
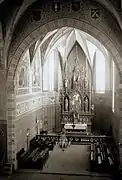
[[0, 0, 122, 180]]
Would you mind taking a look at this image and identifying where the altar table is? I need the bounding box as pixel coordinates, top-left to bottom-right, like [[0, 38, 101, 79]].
[[64, 123, 87, 130]]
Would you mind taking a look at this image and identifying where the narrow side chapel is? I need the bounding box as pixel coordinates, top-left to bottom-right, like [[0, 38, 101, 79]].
[[15, 28, 119, 178]]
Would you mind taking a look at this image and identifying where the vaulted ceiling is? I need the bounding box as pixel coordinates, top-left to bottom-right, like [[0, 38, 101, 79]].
[[32, 27, 108, 68]]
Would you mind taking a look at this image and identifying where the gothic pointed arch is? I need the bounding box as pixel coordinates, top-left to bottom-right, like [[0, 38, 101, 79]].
[[66, 41, 92, 76]]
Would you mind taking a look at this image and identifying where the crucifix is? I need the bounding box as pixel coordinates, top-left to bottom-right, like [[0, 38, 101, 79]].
[[72, 122, 75, 129]]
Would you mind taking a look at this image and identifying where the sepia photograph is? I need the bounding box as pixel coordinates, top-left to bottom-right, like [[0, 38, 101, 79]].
[[0, 0, 121, 180]]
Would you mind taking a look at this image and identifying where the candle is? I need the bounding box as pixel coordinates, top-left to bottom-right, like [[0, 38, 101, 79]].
[[78, 114, 79, 119], [73, 113, 75, 119]]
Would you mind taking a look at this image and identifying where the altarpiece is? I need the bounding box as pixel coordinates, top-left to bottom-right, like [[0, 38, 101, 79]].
[[60, 56, 94, 134]]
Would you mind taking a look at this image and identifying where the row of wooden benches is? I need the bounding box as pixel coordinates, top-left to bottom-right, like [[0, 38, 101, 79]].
[[90, 141, 118, 172], [30, 136, 55, 150], [17, 137, 55, 169]]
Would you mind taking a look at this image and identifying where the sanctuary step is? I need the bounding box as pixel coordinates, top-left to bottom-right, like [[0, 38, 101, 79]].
[[8, 171, 112, 180]]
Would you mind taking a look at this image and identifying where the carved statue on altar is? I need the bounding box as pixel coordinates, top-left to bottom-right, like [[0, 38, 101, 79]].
[[91, 104, 94, 112], [73, 111, 79, 121], [64, 95, 69, 111], [65, 98, 68, 111], [72, 65, 81, 89], [84, 77, 88, 89], [73, 67, 79, 82], [84, 96, 89, 112], [64, 79, 68, 88], [71, 91, 81, 112]]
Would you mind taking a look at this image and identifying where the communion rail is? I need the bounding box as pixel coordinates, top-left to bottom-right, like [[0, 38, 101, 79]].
[[36, 134, 112, 144]]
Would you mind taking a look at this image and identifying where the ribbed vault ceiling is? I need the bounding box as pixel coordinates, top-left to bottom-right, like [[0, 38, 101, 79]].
[[32, 27, 109, 67]]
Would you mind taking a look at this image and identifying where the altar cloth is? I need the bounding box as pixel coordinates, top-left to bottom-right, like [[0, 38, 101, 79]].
[[64, 123, 87, 130]]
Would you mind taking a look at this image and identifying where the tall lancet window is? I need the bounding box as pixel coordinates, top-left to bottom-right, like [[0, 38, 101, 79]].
[[43, 51, 55, 91], [112, 60, 115, 112], [43, 58, 49, 91], [96, 50, 105, 93]]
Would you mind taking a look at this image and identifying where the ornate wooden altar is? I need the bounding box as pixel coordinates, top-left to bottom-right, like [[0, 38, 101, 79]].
[[60, 58, 94, 134]]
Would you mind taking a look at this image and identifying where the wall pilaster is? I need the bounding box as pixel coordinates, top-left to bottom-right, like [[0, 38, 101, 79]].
[[7, 80, 17, 169], [0, 69, 7, 162]]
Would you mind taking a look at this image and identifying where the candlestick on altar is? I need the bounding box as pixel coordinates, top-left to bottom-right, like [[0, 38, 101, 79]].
[[78, 113, 79, 119], [73, 112, 75, 119]]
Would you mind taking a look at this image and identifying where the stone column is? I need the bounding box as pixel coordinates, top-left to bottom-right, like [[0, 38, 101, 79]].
[[0, 69, 7, 163], [0, 21, 8, 164]]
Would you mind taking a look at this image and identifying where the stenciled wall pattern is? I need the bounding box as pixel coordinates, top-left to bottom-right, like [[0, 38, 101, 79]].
[[16, 93, 60, 117]]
